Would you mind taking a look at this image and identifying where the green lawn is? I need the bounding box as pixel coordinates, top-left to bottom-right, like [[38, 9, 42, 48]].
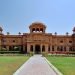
[[0, 56, 29, 75], [46, 56, 75, 75]]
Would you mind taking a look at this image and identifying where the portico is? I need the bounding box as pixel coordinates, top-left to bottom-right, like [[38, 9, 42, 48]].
[[27, 43, 48, 54]]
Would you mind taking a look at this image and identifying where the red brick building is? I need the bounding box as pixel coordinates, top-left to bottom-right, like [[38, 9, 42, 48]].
[[0, 22, 75, 54]]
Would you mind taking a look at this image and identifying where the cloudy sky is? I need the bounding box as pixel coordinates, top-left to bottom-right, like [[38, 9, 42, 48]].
[[0, 0, 75, 35]]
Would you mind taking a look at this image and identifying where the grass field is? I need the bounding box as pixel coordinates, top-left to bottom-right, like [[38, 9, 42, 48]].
[[0, 56, 29, 75], [46, 56, 75, 75]]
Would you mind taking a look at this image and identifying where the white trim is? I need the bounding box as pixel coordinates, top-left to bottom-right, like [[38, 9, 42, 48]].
[[44, 57, 63, 75], [13, 57, 32, 75]]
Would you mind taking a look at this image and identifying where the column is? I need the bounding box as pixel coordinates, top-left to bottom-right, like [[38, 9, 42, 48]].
[[27, 44, 30, 53], [66, 46, 69, 52], [54, 45, 57, 52], [39, 28, 40, 32], [30, 29, 32, 33], [23, 45, 25, 52], [63, 46, 64, 52], [40, 44, 42, 53], [43, 28, 45, 33], [19, 46, 21, 50], [6, 46, 9, 51], [33, 44, 35, 53], [45, 44, 48, 53], [50, 45, 52, 52]]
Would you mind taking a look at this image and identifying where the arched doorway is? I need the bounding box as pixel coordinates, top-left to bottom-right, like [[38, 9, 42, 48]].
[[35, 45, 41, 54]]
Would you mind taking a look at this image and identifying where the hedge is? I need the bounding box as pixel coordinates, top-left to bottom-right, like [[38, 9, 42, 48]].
[[0, 51, 21, 54]]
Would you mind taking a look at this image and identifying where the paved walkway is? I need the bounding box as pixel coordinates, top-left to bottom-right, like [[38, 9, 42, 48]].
[[13, 55, 57, 75]]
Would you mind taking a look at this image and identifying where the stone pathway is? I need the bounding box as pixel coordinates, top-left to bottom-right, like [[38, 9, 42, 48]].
[[13, 55, 57, 75]]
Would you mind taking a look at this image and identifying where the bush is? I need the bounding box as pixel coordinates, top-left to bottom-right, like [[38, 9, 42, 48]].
[[42, 52, 48, 57], [1, 48, 7, 51], [0, 51, 20, 54], [29, 51, 34, 56]]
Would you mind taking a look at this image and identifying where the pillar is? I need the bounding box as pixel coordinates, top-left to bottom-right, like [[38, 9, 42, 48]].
[[63, 46, 64, 52], [33, 44, 35, 53], [27, 44, 30, 53], [54, 45, 57, 52], [6, 46, 9, 51], [43, 28, 45, 33], [23, 45, 25, 51], [30, 29, 32, 33], [41, 44, 42, 53], [50, 45, 52, 52], [66, 46, 69, 52], [39, 28, 40, 32], [45, 44, 48, 53], [19, 46, 21, 50]]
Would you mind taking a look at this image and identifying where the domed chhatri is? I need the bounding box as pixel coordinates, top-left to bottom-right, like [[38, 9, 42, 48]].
[[0, 26, 3, 34], [73, 27, 75, 32], [29, 22, 46, 28], [29, 22, 46, 33], [72, 27, 75, 34], [0, 27, 3, 31]]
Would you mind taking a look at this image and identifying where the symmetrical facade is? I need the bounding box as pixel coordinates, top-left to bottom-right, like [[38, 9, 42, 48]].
[[0, 22, 75, 54]]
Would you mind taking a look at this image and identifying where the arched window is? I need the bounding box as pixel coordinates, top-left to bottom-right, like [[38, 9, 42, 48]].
[[52, 46, 54, 51], [36, 28, 39, 32], [32, 28, 35, 32], [48, 46, 50, 52], [57, 46, 60, 51], [64, 46, 66, 51], [57, 46, 63, 51], [30, 45, 33, 52], [40, 28, 43, 32], [60, 46, 63, 51], [69, 47, 73, 51], [42, 45, 45, 52]]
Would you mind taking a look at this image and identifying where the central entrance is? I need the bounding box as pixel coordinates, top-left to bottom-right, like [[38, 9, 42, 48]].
[[35, 45, 41, 54]]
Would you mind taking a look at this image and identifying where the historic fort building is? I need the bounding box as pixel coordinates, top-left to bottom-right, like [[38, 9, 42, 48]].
[[0, 22, 75, 54]]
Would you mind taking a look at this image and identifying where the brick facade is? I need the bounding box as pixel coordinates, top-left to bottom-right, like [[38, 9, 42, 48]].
[[0, 22, 75, 54]]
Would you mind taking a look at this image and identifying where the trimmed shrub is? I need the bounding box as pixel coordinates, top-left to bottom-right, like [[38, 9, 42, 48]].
[[42, 52, 48, 57]]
